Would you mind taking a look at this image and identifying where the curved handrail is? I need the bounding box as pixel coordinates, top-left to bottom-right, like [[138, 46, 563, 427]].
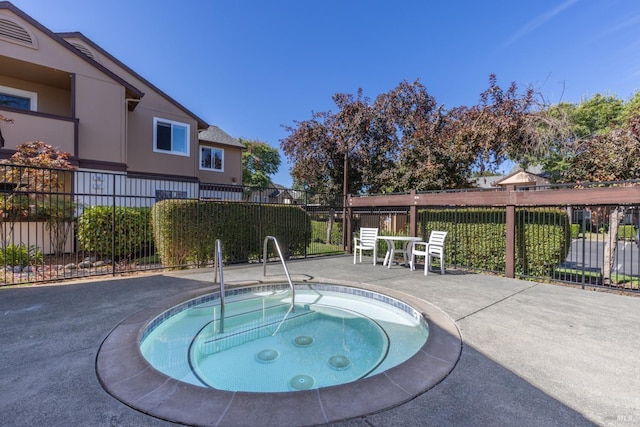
[[262, 236, 295, 312], [213, 239, 225, 332]]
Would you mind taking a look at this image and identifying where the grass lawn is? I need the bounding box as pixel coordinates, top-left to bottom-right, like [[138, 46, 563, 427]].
[[554, 267, 639, 289]]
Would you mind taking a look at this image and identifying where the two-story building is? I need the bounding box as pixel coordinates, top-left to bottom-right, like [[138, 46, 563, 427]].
[[0, 1, 243, 203]]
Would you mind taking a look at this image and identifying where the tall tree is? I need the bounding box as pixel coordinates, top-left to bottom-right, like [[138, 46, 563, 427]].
[[565, 112, 640, 284], [372, 80, 443, 191], [387, 75, 548, 191], [281, 89, 377, 197], [621, 91, 640, 124], [281, 81, 443, 195], [570, 93, 625, 138], [537, 92, 640, 285], [240, 138, 281, 188], [282, 76, 547, 194], [281, 89, 380, 245]]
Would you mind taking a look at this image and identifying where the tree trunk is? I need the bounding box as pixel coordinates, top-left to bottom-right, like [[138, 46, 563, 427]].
[[602, 206, 625, 286], [47, 220, 72, 256], [326, 208, 335, 245]]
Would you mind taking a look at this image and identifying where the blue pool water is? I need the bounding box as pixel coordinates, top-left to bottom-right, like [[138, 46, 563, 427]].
[[140, 284, 429, 392]]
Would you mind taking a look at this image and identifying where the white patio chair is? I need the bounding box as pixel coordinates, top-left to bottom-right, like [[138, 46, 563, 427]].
[[410, 231, 448, 275], [353, 227, 379, 265]]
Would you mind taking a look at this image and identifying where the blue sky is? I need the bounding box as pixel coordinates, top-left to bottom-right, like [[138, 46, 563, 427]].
[[10, 0, 640, 187]]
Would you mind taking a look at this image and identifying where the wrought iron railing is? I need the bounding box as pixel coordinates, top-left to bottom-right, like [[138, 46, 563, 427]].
[[1, 163, 638, 293]]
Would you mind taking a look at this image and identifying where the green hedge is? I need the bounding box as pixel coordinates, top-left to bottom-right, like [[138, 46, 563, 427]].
[[77, 206, 153, 259], [151, 200, 311, 266], [417, 208, 571, 277], [618, 225, 636, 241], [571, 224, 581, 238]]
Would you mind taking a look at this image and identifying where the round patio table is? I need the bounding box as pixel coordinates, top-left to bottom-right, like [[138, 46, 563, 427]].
[[377, 236, 423, 269]]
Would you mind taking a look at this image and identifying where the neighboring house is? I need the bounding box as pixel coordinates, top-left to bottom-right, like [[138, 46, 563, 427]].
[[470, 164, 551, 190], [0, 1, 243, 203], [198, 125, 245, 200], [469, 174, 504, 189], [268, 184, 301, 205], [248, 183, 300, 204], [495, 169, 550, 188]]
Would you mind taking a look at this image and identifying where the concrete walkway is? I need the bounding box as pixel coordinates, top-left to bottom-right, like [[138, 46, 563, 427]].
[[1, 255, 638, 426]]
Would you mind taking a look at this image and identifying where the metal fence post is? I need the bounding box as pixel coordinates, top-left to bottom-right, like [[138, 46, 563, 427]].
[[505, 185, 516, 278], [111, 173, 116, 277], [347, 194, 353, 253], [409, 189, 417, 237]]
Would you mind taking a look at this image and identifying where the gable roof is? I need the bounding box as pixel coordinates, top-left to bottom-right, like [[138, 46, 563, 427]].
[[199, 125, 244, 148], [0, 1, 208, 128], [57, 31, 208, 128], [495, 169, 548, 187], [469, 174, 503, 189], [0, 1, 143, 102]]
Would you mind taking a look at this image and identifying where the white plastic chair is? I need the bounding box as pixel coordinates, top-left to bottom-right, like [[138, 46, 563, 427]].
[[353, 227, 379, 265], [410, 231, 448, 275]]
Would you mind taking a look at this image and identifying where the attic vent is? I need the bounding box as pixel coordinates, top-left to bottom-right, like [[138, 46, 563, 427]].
[[68, 41, 96, 61], [0, 18, 34, 45]]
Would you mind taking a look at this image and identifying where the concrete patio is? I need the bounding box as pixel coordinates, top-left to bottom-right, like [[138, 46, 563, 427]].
[[1, 255, 638, 426]]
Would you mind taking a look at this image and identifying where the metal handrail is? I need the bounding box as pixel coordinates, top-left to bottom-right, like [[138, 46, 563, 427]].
[[213, 239, 225, 332], [262, 236, 295, 312]]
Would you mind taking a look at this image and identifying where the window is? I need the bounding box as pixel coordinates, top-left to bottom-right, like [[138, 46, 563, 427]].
[[0, 85, 37, 111], [153, 118, 189, 156], [200, 145, 224, 171]]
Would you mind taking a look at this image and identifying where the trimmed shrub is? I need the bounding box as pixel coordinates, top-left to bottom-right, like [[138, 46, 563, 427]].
[[152, 200, 311, 267], [571, 223, 581, 238], [417, 207, 571, 278], [618, 225, 636, 241], [77, 206, 153, 259]]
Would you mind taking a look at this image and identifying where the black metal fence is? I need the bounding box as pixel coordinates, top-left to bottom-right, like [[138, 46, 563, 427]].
[[0, 165, 346, 285], [2, 163, 639, 293], [349, 204, 639, 293]]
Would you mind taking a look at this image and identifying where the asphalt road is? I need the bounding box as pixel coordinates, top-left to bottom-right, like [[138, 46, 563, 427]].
[[564, 238, 640, 277]]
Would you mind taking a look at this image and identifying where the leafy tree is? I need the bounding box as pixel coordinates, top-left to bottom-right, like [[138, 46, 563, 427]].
[[281, 81, 448, 195], [565, 112, 640, 285], [281, 89, 381, 245], [569, 94, 624, 138], [2, 140, 74, 169], [240, 138, 281, 188], [371, 80, 444, 191], [533, 92, 640, 285], [281, 76, 545, 242], [283, 76, 551, 195], [0, 141, 76, 255], [536, 92, 639, 184], [281, 89, 378, 198], [513, 93, 628, 183], [561, 115, 640, 183], [621, 91, 640, 124], [524, 103, 577, 182]]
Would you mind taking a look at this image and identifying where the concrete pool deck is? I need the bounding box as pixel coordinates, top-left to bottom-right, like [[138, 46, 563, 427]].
[[1, 255, 638, 426]]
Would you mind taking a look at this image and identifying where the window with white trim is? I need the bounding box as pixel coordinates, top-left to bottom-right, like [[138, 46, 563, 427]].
[[153, 118, 189, 156], [200, 145, 224, 171], [0, 85, 37, 111]]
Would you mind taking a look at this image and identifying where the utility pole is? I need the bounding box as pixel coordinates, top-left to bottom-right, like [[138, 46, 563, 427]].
[[342, 150, 348, 249]]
